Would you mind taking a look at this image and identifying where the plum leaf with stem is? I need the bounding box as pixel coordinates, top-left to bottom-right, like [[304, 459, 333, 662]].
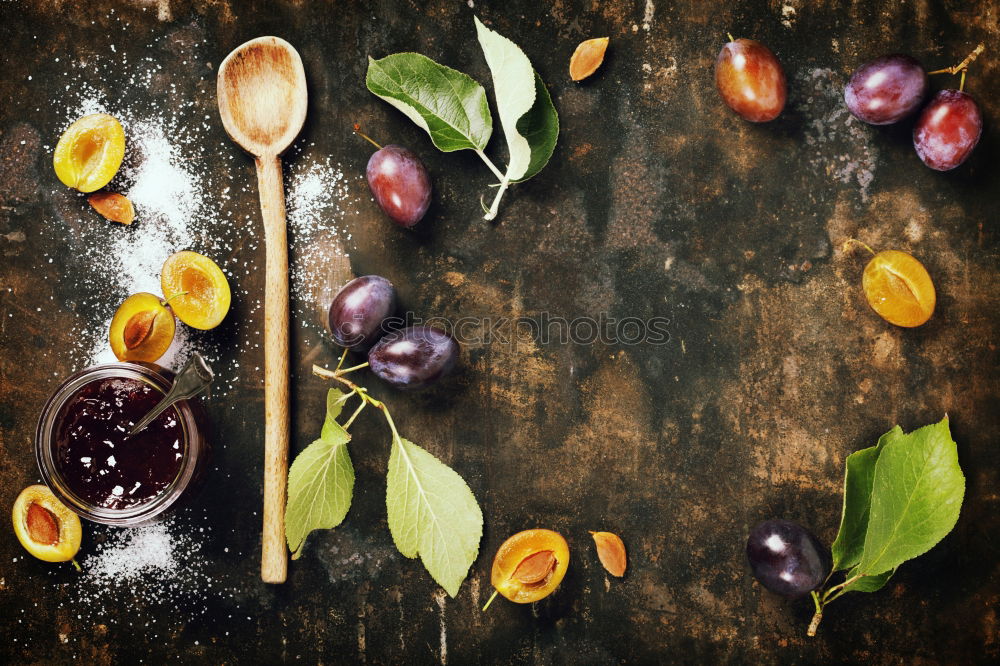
[[365, 16, 558, 222], [802, 418, 963, 637], [286, 349, 483, 597], [284, 387, 355, 559], [473, 17, 559, 220]]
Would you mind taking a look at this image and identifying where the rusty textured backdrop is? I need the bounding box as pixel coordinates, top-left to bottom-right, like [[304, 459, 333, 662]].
[[1, 0, 999, 663]]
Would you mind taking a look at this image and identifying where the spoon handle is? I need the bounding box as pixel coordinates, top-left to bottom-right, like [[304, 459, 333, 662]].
[[129, 353, 214, 437], [257, 154, 290, 584]]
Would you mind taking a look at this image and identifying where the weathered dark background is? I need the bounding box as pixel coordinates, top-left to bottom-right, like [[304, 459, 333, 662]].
[[1, 0, 998, 663]]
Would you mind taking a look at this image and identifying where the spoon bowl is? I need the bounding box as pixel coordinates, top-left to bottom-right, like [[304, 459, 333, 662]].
[[218, 36, 307, 157]]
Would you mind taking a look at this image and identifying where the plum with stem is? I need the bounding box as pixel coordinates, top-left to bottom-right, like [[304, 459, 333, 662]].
[[715, 35, 786, 122], [357, 128, 432, 228]]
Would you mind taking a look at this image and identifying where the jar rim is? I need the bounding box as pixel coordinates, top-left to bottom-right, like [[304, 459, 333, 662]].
[[35, 362, 204, 526]]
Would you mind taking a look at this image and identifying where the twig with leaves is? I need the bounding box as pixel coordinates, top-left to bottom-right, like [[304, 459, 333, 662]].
[[284, 349, 483, 597], [366, 16, 559, 221]]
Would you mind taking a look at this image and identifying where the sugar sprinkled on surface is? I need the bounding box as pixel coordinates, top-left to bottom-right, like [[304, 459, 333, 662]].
[[84, 522, 179, 584], [67, 104, 205, 333], [54, 91, 227, 377], [35, 25, 358, 637], [286, 157, 356, 317], [51, 50, 359, 385], [126, 121, 207, 232], [68, 515, 235, 621]]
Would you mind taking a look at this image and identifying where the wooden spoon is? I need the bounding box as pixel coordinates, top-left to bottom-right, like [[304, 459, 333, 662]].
[[217, 36, 307, 584]]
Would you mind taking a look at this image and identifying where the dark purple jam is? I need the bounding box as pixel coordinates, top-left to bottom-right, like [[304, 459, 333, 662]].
[[53, 376, 184, 510]]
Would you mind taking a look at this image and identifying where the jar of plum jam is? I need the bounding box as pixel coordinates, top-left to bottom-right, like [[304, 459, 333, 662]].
[[36, 363, 209, 526]]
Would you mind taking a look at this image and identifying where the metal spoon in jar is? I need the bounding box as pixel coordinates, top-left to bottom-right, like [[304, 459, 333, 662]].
[[129, 353, 214, 437]]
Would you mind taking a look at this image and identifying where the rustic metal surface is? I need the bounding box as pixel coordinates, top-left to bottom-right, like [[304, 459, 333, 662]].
[[2, 0, 999, 663]]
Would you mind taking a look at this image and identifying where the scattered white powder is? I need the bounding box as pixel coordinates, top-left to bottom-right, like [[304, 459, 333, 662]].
[[286, 158, 356, 317], [70, 107, 204, 355], [48, 32, 361, 390], [84, 523, 180, 584], [55, 92, 227, 377], [71, 516, 228, 615], [126, 122, 207, 232]]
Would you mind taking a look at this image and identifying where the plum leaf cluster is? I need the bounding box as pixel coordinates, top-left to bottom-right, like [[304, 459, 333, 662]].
[[366, 16, 558, 221]]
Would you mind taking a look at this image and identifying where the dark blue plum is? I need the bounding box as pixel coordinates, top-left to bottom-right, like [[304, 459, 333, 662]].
[[746, 519, 830, 597], [328, 275, 396, 351], [368, 326, 458, 390]]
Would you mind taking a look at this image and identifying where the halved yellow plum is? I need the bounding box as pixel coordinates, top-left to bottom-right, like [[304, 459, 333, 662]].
[[862, 250, 936, 327], [12, 485, 82, 566], [109, 292, 176, 362], [53, 113, 126, 192], [160, 251, 231, 330], [489, 529, 570, 605]]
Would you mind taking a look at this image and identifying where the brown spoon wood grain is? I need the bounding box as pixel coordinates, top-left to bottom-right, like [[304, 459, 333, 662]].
[[217, 36, 307, 584]]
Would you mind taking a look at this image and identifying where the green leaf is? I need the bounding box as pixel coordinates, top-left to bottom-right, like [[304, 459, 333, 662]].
[[285, 389, 355, 559], [830, 426, 903, 571], [840, 566, 896, 594], [512, 72, 559, 182], [320, 388, 349, 439], [386, 434, 483, 597], [366, 53, 492, 152], [857, 417, 964, 576], [474, 16, 558, 182]]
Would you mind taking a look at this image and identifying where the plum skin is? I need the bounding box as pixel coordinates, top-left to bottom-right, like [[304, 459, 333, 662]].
[[715, 39, 787, 123], [327, 275, 397, 351], [368, 326, 459, 390], [366, 145, 432, 227], [746, 519, 831, 598], [913, 89, 982, 171], [844, 54, 928, 125]]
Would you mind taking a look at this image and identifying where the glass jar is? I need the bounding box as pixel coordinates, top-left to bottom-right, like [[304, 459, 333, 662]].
[[35, 362, 209, 526]]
